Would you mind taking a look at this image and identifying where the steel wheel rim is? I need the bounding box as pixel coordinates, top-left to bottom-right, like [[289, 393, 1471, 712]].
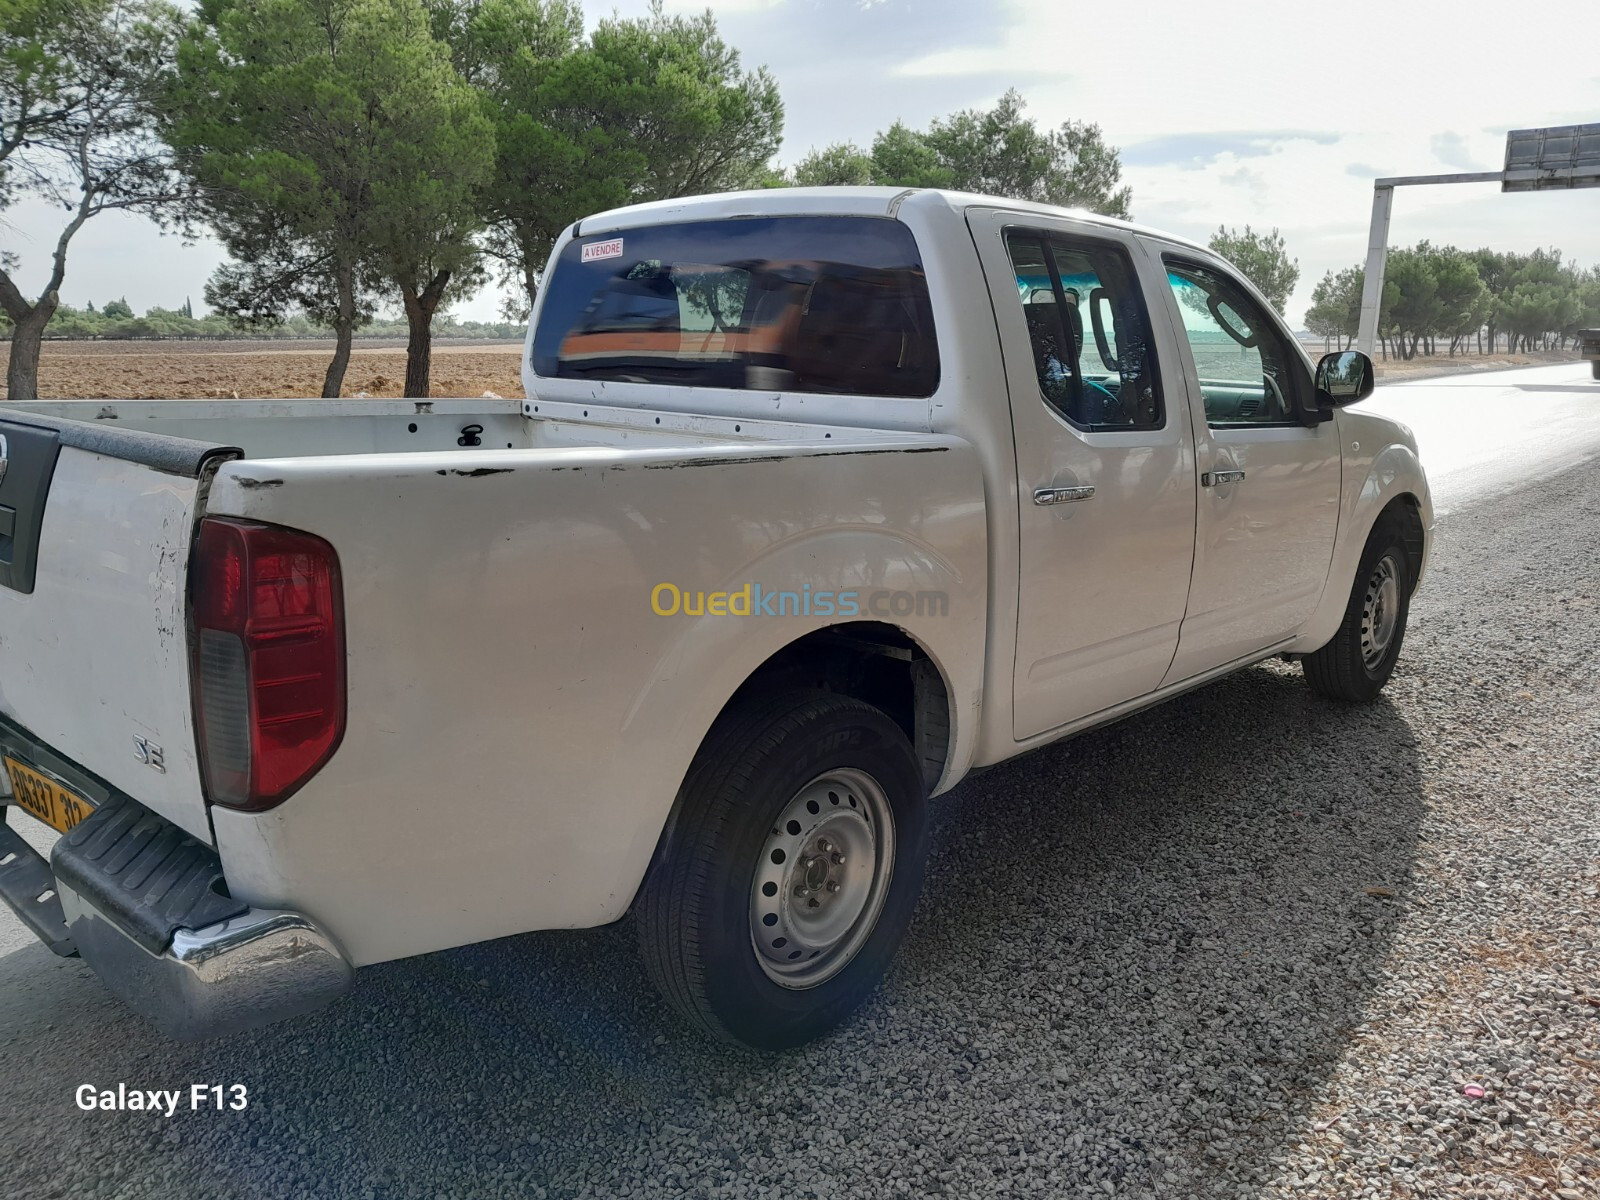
[[1360, 554, 1401, 669], [749, 768, 895, 989]]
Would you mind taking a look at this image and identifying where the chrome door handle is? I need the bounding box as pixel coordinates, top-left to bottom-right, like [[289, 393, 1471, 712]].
[[1201, 469, 1246, 487], [1034, 485, 1095, 506]]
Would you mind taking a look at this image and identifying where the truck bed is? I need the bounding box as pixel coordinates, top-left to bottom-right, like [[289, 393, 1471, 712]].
[[0, 395, 987, 964]]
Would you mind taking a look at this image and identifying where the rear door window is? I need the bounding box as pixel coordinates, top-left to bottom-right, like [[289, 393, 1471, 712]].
[[531, 217, 939, 398], [1004, 233, 1163, 430]]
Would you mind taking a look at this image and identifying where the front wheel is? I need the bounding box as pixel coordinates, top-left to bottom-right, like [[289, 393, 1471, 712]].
[[1303, 514, 1413, 701], [635, 690, 929, 1049]]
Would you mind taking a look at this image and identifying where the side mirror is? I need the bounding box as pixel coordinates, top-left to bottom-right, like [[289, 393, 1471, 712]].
[[1316, 350, 1374, 407]]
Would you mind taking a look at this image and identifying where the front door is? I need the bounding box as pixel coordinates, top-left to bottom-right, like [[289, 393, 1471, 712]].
[[971, 213, 1197, 741], [1148, 246, 1342, 682]]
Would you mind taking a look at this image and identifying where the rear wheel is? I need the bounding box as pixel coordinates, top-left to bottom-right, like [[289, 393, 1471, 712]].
[[636, 690, 929, 1049], [1591, 359, 1600, 381], [1303, 514, 1413, 701]]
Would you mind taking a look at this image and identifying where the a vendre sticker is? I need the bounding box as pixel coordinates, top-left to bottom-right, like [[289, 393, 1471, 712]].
[[581, 238, 624, 263]]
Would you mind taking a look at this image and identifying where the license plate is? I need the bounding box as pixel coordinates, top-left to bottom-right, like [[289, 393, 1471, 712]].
[[3, 756, 95, 834]]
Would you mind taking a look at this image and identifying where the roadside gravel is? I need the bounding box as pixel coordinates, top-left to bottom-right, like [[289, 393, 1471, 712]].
[[1, 457, 1596, 1199]]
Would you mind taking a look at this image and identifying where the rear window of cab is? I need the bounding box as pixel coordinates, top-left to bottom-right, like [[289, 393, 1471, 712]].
[[530, 216, 940, 399]]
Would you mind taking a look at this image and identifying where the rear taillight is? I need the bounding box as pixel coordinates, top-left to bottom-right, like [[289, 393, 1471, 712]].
[[192, 517, 346, 811]]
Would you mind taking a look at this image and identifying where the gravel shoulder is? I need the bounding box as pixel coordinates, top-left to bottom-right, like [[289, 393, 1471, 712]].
[[1, 454, 1596, 1199]]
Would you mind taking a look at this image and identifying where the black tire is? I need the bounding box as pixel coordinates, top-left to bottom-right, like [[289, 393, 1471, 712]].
[[636, 689, 928, 1050], [1303, 512, 1413, 701], [1591, 359, 1600, 381]]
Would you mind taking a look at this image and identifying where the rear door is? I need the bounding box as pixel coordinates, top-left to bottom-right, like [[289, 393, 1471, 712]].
[[968, 209, 1197, 740], [0, 415, 235, 842], [1144, 246, 1341, 682]]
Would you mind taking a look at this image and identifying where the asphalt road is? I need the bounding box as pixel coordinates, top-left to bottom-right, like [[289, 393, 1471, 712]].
[[1357, 361, 1600, 515], [1, 362, 1596, 1198]]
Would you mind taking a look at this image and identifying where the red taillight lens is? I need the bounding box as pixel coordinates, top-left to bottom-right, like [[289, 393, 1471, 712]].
[[192, 517, 346, 811]]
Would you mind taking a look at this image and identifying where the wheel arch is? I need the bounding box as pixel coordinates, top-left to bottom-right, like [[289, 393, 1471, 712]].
[[634, 622, 957, 912], [713, 622, 956, 793], [1383, 491, 1427, 593], [1299, 435, 1433, 653]]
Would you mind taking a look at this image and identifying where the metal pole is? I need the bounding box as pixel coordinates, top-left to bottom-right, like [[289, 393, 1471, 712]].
[[1346, 129, 1600, 356], [1355, 185, 1393, 359]]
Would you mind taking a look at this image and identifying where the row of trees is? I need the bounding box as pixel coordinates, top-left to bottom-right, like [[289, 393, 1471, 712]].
[[172, 0, 786, 399], [3, 0, 1137, 401], [1306, 245, 1600, 360], [1, 0, 785, 399], [38, 301, 522, 340]]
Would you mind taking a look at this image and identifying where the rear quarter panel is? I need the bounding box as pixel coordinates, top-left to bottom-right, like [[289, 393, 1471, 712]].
[[204, 436, 987, 966]]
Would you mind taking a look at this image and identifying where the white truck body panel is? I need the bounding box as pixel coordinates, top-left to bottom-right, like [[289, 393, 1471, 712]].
[[199, 423, 987, 965]]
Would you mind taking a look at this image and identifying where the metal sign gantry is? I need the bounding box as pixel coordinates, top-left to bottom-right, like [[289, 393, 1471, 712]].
[[1354, 123, 1600, 356]]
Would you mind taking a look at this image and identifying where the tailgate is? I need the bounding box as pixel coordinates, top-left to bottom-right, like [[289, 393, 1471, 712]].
[[0, 414, 238, 843]]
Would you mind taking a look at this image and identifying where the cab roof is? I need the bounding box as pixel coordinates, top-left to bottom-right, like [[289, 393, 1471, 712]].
[[572, 186, 1210, 258]]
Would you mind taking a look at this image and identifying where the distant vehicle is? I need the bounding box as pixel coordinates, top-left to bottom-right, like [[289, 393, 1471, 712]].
[[1579, 328, 1600, 379], [0, 187, 1431, 1050]]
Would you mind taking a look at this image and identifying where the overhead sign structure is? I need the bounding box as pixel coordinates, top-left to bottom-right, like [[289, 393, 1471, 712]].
[[1502, 125, 1600, 192], [1354, 123, 1600, 356]]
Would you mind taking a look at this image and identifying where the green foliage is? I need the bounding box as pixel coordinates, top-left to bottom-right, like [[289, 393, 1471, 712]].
[[867, 121, 951, 190], [920, 91, 1129, 214], [792, 143, 874, 188], [780, 91, 1131, 218], [1207, 226, 1299, 316], [101, 296, 133, 319], [1426, 244, 1490, 344], [1, 0, 185, 398], [1577, 268, 1600, 331], [589, 3, 782, 198], [455, 0, 783, 316], [168, 0, 495, 395], [1305, 266, 1364, 346]]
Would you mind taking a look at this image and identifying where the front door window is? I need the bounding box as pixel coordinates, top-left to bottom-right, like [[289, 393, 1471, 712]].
[[1165, 261, 1304, 426]]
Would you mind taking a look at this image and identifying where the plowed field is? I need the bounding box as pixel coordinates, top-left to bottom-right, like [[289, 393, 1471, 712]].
[[0, 338, 526, 400]]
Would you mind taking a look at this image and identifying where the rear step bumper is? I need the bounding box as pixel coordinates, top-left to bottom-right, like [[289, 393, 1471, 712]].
[[1, 793, 352, 1041], [58, 883, 353, 1041], [0, 818, 76, 956]]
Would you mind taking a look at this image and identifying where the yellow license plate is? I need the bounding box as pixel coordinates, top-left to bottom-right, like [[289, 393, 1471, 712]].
[[4, 756, 95, 834]]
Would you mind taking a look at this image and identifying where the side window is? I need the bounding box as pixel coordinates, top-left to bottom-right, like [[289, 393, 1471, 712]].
[[1004, 233, 1162, 430], [1164, 260, 1306, 426]]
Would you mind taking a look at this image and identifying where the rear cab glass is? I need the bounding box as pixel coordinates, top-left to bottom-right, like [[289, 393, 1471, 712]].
[[531, 216, 939, 398]]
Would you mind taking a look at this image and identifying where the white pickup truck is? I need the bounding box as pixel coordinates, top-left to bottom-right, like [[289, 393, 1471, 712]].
[[0, 187, 1431, 1050]]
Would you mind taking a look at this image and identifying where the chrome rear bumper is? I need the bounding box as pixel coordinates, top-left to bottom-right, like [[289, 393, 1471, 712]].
[[59, 884, 352, 1041]]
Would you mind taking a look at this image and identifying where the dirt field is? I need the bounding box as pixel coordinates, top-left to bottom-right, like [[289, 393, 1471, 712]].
[[0, 337, 1584, 401], [0, 339, 527, 400]]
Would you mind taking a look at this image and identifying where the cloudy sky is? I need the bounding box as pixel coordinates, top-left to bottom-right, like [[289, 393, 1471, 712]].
[[6, 0, 1597, 326]]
